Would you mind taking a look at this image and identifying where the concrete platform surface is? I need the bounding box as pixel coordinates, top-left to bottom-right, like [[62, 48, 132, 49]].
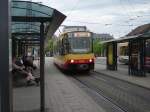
[[13, 86, 40, 112], [95, 59, 150, 89]]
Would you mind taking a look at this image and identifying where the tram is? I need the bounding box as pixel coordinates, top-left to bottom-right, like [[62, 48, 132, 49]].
[[53, 31, 95, 71]]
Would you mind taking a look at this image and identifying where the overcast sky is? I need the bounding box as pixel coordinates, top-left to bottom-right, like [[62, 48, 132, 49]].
[[31, 0, 150, 38]]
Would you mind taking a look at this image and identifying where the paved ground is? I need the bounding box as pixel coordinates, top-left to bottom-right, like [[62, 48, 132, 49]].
[[13, 60, 41, 112], [95, 57, 150, 89], [13, 57, 106, 112], [45, 58, 105, 112], [13, 86, 41, 112], [72, 72, 150, 112], [13, 57, 150, 112]]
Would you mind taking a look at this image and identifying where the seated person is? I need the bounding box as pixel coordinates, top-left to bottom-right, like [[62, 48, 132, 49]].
[[22, 55, 37, 70], [12, 56, 35, 85]]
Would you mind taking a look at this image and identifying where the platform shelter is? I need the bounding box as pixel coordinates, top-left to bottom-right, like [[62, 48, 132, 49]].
[[0, 1, 66, 112], [104, 24, 150, 76]]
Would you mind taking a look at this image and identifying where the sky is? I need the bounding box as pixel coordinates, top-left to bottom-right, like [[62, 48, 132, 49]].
[[31, 0, 150, 38]]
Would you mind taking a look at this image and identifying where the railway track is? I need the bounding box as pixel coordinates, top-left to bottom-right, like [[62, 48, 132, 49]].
[[93, 70, 150, 90], [71, 74, 126, 112], [68, 71, 150, 112], [91, 71, 150, 102]]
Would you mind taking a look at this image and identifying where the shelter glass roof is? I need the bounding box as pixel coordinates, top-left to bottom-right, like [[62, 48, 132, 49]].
[[12, 1, 54, 35], [11, 0, 66, 45], [12, 22, 40, 33], [12, 1, 53, 18]]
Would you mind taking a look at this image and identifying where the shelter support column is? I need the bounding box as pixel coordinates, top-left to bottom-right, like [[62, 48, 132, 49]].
[[0, 0, 12, 112], [40, 22, 45, 112], [106, 42, 117, 70]]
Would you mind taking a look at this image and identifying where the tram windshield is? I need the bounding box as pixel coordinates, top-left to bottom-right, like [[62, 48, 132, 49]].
[[69, 37, 92, 53]]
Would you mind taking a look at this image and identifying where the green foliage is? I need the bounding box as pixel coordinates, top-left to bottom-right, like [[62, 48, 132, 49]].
[[93, 38, 101, 56], [45, 39, 53, 52], [93, 38, 105, 56]]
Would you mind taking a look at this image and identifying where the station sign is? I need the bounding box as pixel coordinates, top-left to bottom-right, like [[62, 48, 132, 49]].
[[63, 26, 87, 32], [74, 32, 91, 37]]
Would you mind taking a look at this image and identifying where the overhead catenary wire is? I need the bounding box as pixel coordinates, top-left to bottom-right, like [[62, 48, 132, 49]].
[[120, 0, 150, 22], [58, 0, 150, 37], [127, 0, 150, 23], [65, 0, 149, 27], [119, 0, 139, 32], [58, 0, 80, 35], [126, 0, 145, 25], [63, 19, 142, 27], [66, 0, 80, 17]]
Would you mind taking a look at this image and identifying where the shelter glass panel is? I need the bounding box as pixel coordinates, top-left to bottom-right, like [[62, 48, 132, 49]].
[[12, 1, 54, 17], [12, 1, 54, 35]]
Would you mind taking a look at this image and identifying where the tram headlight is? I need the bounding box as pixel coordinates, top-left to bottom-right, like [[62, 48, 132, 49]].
[[70, 59, 74, 63], [89, 59, 93, 62]]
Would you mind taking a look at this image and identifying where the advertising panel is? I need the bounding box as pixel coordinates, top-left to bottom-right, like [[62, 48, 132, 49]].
[[108, 44, 113, 65], [74, 32, 91, 37]]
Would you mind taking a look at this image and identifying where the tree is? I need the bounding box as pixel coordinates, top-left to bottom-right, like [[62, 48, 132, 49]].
[[93, 38, 102, 56], [45, 39, 53, 53], [100, 43, 106, 57]]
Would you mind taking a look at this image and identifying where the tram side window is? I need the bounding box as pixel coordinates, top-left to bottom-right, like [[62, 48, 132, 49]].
[[62, 37, 70, 54], [58, 41, 62, 55], [56, 41, 60, 55], [60, 40, 63, 55]]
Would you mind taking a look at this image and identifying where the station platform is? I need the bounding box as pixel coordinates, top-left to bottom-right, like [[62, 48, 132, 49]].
[[95, 57, 150, 89], [13, 57, 105, 112]]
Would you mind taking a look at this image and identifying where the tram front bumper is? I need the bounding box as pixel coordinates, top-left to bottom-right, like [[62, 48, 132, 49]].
[[68, 63, 94, 71]]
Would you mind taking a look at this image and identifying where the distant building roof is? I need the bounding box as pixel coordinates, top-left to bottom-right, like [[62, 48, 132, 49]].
[[102, 23, 150, 44], [93, 33, 114, 41], [127, 23, 150, 36]]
